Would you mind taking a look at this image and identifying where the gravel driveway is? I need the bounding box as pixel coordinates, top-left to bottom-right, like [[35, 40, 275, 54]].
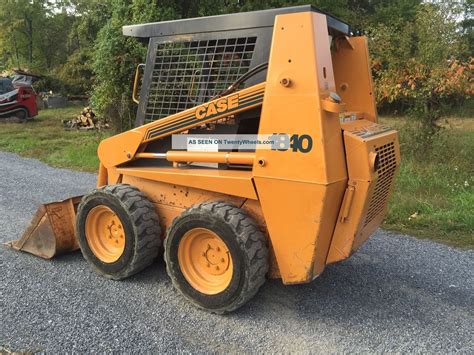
[[1, 151, 473, 353]]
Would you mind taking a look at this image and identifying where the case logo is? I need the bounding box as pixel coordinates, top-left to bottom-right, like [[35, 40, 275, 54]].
[[195, 94, 239, 120]]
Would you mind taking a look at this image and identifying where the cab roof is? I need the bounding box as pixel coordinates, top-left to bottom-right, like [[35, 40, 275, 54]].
[[122, 5, 352, 41]]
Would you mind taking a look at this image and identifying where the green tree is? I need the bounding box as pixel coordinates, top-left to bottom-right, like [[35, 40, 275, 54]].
[[222, 0, 355, 21], [0, 0, 51, 70], [1, 0, 471, 129], [91, 0, 177, 131], [0, 0, 110, 91], [370, 2, 470, 120], [49, 0, 113, 95], [460, 0, 473, 58]]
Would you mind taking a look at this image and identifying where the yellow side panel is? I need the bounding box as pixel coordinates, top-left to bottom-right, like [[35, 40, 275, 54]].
[[327, 121, 400, 263], [121, 175, 246, 232], [117, 167, 258, 200], [253, 13, 346, 184], [253, 12, 348, 284], [326, 180, 371, 262], [153, 204, 184, 236], [332, 36, 377, 122], [255, 178, 346, 283]]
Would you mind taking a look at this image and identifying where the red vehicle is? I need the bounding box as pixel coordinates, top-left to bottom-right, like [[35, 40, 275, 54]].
[[0, 73, 38, 120]]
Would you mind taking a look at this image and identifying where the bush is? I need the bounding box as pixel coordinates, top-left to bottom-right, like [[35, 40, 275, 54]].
[[55, 49, 94, 96], [91, 0, 177, 132], [369, 3, 471, 124], [33, 75, 63, 94]]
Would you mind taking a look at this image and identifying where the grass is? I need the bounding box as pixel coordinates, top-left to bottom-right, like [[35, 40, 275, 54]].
[[0, 106, 108, 172], [379, 116, 474, 248], [0, 107, 472, 248]]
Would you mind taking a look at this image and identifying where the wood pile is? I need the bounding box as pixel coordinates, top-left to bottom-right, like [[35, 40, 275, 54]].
[[62, 107, 109, 130]]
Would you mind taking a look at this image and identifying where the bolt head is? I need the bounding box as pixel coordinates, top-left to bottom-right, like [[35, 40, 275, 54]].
[[280, 77, 291, 87]]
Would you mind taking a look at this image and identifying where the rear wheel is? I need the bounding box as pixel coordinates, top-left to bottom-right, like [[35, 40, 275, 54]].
[[165, 201, 268, 313], [178, 227, 234, 295], [76, 184, 161, 280]]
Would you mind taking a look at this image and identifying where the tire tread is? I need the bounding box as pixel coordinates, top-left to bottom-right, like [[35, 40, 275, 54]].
[[165, 201, 268, 313], [77, 184, 161, 280]]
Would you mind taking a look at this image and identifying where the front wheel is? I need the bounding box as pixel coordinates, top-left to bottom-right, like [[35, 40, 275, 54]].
[[76, 184, 161, 280], [164, 201, 269, 313]]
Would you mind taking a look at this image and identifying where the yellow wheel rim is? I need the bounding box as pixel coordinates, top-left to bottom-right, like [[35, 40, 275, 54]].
[[178, 228, 233, 295], [85, 205, 126, 263]]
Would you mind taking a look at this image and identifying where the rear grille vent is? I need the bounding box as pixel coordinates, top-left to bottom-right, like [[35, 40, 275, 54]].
[[145, 37, 257, 123], [364, 142, 397, 227]]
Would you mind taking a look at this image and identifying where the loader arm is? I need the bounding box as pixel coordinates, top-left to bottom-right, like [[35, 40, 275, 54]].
[[98, 82, 266, 169]]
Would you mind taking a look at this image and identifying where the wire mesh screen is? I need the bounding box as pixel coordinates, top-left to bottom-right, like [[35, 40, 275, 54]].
[[144, 36, 257, 123]]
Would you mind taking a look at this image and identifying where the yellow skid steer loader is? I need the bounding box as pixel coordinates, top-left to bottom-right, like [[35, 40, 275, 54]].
[[8, 6, 400, 313]]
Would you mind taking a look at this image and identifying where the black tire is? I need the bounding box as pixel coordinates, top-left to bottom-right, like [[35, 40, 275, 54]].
[[15, 108, 28, 122], [76, 184, 161, 280], [164, 201, 269, 313]]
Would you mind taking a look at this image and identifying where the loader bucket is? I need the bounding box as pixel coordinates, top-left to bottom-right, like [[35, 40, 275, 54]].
[[6, 196, 82, 259]]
